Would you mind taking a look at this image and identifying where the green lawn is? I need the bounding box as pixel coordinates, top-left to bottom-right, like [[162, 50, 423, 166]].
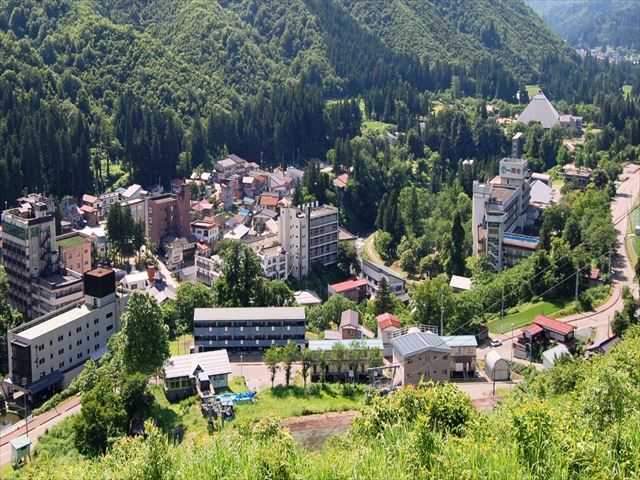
[[487, 299, 573, 334], [148, 379, 363, 437], [623, 84, 632, 98], [363, 120, 394, 132], [234, 383, 363, 423], [169, 334, 194, 356], [526, 84, 541, 97], [57, 234, 89, 248]]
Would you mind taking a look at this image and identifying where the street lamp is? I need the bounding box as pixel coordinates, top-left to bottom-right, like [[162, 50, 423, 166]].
[[240, 354, 244, 379], [21, 377, 29, 437]]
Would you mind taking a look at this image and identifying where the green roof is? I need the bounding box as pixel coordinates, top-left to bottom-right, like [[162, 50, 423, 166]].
[[10, 435, 31, 450], [57, 234, 89, 249]]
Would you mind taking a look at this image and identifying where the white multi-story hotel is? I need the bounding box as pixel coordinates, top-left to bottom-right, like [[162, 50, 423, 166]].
[[472, 134, 539, 270], [4, 268, 128, 399], [278, 203, 339, 279]]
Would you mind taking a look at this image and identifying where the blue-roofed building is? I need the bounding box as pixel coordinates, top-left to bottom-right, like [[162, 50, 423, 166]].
[[391, 331, 451, 385], [441, 335, 478, 378]]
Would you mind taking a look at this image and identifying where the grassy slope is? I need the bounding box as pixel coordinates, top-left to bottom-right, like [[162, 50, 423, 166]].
[[487, 299, 572, 334]]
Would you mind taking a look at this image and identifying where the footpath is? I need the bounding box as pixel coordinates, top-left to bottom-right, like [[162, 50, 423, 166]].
[[0, 395, 80, 447]]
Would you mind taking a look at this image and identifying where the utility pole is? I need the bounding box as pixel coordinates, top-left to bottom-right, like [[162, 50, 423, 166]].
[[21, 377, 29, 437], [575, 267, 581, 303], [440, 287, 444, 335], [501, 286, 505, 319]]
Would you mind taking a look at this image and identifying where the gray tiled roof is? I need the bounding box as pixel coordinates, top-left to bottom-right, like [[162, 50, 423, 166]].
[[163, 349, 232, 379], [339, 309, 359, 329], [194, 307, 305, 322], [391, 331, 451, 359]]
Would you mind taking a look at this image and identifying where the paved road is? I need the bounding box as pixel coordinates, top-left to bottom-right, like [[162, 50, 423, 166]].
[[0, 396, 81, 466], [155, 257, 180, 290], [482, 164, 640, 362]]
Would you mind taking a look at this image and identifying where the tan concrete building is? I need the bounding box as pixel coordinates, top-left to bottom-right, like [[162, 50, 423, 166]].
[[391, 331, 452, 385], [57, 232, 93, 274]]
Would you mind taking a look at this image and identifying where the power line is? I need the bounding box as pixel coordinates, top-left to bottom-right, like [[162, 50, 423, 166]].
[[403, 185, 640, 381]]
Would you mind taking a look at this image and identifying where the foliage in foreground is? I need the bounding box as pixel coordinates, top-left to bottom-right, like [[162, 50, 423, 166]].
[[16, 327, 640, 479]]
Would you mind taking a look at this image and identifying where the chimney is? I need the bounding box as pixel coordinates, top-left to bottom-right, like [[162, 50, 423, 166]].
[[147, 265, 156, 283]]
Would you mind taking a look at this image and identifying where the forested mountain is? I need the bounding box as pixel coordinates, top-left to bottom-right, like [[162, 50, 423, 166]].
[[0, 0, 636, 207], [527, 0, 640, 52]]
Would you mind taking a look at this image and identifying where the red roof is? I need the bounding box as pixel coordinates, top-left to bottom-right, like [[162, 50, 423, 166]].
[[533, 315, 574, 336], [522, 323, 544, 336], [258, 194, 279, 208], [333, 173, 349, 189], [80, 205, 97, 213], [377, 313, 401, 330], [330, 278, 368, 293]]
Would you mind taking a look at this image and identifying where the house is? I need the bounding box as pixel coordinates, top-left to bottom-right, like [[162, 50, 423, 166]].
[[164, 236, 196, 271], [193, 307, 306, 354], [449, 275, 472, 293], [377, 312, 401, 357], [121, 271, 151, 291], [585, 335, 620, 358], [559, 114, 583, 135], [121, 184, 145, 202], [257, 243, 288, 280], [332, 173, 349, 190], [338, 228, 357, 248], [224, 224, 250, 240], [339, 309, 360, 339], [242, 176, 256, 198], [79, 204, 98, 226], [391, 331, 451, 385], [542, 344, 570, 370], [307, 339, 383, 382], [293, 290, 322, 307], [513, 315, 575, 361], [257, 193, 280, 209], [191, 219, 220, 244], [163, 350, 232, 401], [563, 164, 592, 189], [215, 158, 239, 179], [75, 224, 107, 260], [195, 254, 222, 286], [328, 278, 368, 303], [484, 350, 509, 381], [362, 258, 406, 299], [530, 179, 553, 206], [441, 335, 478, 378]]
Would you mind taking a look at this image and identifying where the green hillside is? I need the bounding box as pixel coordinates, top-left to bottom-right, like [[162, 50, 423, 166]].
[[12, 326, 640, 479], [0, 0, 635, 207], [340, 0, 574, 79], [527, 0, 640, 51]]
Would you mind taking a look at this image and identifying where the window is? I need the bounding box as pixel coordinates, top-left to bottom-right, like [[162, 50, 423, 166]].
[[76, 327, 82, 333], [106, 312, 113, 319], [76, 340, 82, 346], [50, 354, 53, 359], [86, 323, 89, 328], [58, 348, 64, 355], [240, 326, 244, 332], [94, 331, 99, 337], [94, 319, 99, 325], [94, 344, 100, 351], [106, 325, 114, 331]]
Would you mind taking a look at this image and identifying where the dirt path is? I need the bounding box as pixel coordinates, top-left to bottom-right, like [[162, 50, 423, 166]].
[[283, 410, 357, 449]]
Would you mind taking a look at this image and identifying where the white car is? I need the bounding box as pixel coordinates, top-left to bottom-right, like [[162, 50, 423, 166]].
[[490, 339, 503, 347]]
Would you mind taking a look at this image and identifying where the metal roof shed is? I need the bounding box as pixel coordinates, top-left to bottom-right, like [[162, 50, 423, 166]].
[[485, 350, 510, 381], [10, 435, 31, 467]]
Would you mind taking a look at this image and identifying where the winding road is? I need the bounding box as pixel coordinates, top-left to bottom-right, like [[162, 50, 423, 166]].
[[484, 164, 640, 361]]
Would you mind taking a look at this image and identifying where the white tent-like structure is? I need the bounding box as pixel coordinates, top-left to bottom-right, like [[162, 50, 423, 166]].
[[485, 350, 510, 381], [518, 92, 560, 129]]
